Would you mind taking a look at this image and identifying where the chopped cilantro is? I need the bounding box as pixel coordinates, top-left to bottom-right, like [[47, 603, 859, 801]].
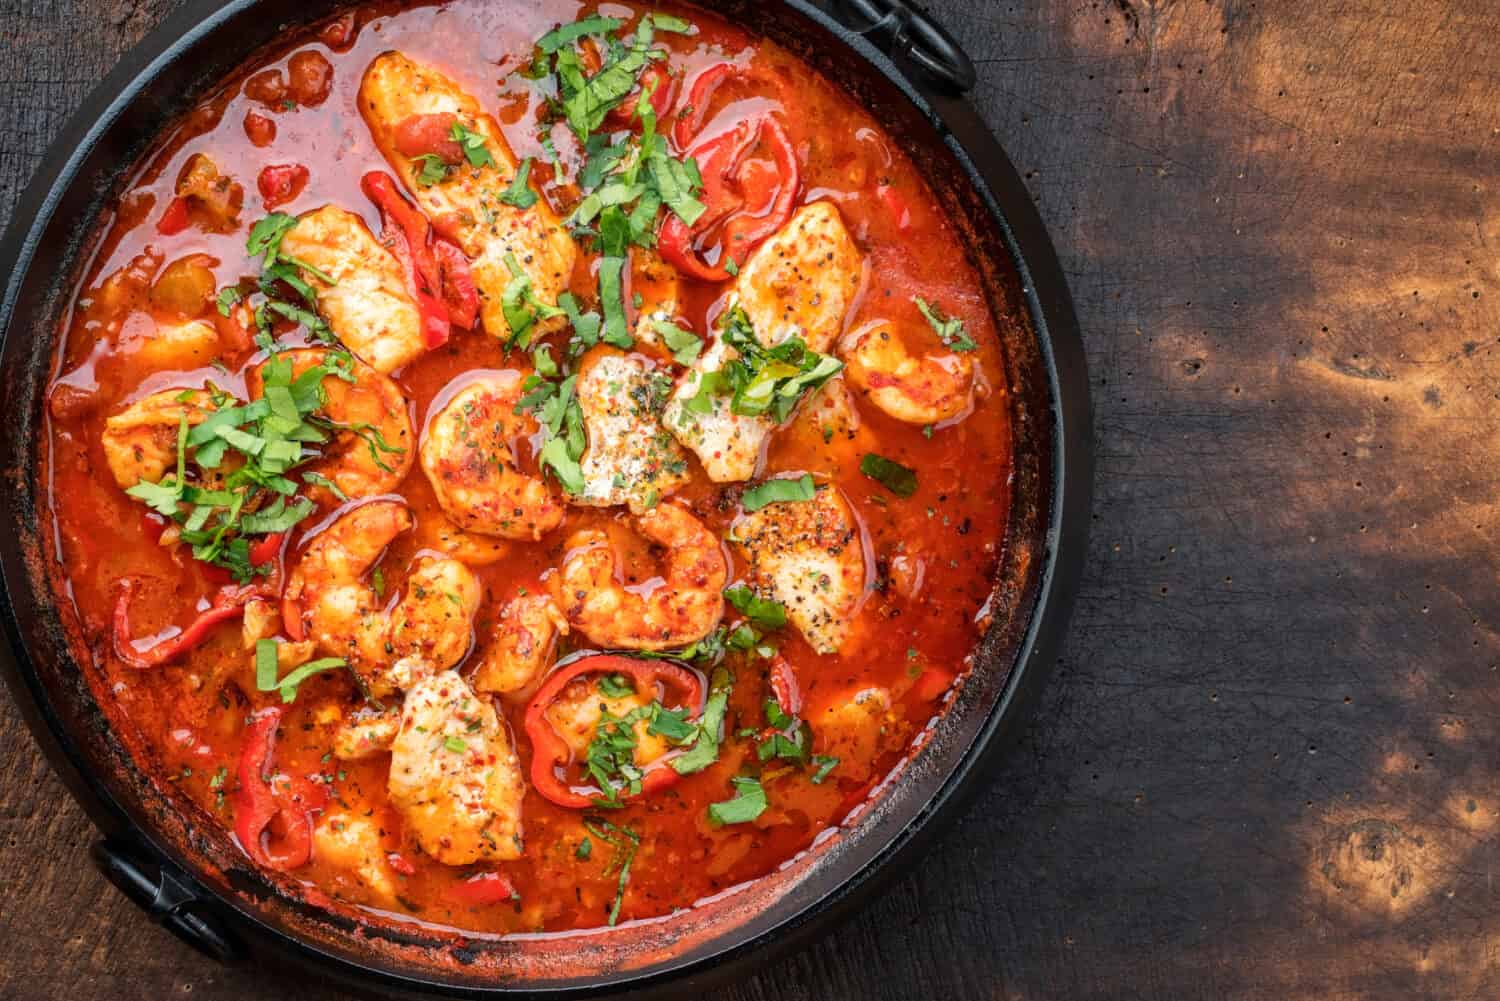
[[708, 776, 768, 826], [860, 453, 918, 498], [741, 473, 815, 512]]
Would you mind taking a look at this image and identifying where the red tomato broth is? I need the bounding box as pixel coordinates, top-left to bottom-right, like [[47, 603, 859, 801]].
[[42, 0, 1014, 936]]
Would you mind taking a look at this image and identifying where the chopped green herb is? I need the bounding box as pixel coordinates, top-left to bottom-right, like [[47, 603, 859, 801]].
[[914, 296, 977, 352], [413, 153, 451, 186], [450, 121, 494, 169], [576, 836, 593, 860], [269, 657, 348, 703], [708, 776, 768, 826], [724, 585, 788, 630], [860, 453, 918, 498], [671, 668, 731, 775], [810, 755, 840, 784], [741, 473, 815, 512], [500, 156, 539, 209], [597, 673, 635, 699], [445, 736, 468, 753], [654, 319, 703, 366]]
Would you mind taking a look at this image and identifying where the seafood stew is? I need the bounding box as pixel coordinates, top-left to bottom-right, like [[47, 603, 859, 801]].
[[42, 0, 1015, 937]]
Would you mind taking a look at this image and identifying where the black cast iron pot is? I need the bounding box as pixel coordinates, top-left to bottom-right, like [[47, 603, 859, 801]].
[[0, 0, 1091, 996]]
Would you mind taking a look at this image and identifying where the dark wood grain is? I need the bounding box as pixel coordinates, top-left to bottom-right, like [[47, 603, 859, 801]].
[[5, 0, 1499, 998]]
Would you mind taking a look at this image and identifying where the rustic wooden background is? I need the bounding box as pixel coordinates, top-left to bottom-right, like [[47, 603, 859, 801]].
[[5, 0, 1498, 998]]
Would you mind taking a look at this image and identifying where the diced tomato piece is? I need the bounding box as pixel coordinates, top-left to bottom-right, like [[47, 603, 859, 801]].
[[877, 183, 911, 231], [449, 871, 519, 906], [244, 68, 288, 108], [318, 12, 357, 51], [769, 656, 801, 716], [392, 112, 464, 164], [257, 163, 309, 209], [243, 110, 276, 148], [434, 239, 478, 333], [155, 196, 191, 236], [287, 51, 334, 107], [913, 667, 956, 703]]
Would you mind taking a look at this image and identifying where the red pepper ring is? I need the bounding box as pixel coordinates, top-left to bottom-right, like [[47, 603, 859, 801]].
[[658, 114, 799, 283], [112, 578, 247, 670], [233, 707, 323, 871], [523, 655, 706, 810], [359, 170, 455, 348], [673, 61, 783, 152], [769, 654, 801, 717]]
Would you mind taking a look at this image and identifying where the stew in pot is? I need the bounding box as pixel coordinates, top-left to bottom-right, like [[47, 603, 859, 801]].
[[42, 0, 1014, 935]]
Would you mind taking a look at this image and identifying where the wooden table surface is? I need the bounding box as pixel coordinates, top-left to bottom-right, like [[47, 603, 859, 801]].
[[4, 0, 1497, 998]]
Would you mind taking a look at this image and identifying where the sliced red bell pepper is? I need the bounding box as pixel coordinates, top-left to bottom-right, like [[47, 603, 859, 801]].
[[913, 666, 956, 703], [449, 870, 520, 906], [155, 195, 191, 236], [281, 593, 305, 643], [604, 64, 675, 130], [248, 531, 285, 570], [717, 116, 799, 258], [360, 171, 453, 348], [524, 655, 705, 809], [659, 77, 800, 283], [877, 182, 911, 231], [257, 163, 310, 210], [673, 62, 759, 151], [234, 707, 321, 871], [768, 655, 801, 717], [112, 579, 245, 669], [433, 238, 479, 332]]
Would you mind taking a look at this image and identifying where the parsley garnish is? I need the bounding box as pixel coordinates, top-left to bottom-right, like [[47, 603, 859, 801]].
[[582, 818, 640, 926], [724, 585, 788, 631], [741, 473, 815, 512], [450, 121, 494, 169], [682, 307, 842, 423], [255, 638, 347, 703], [914, 296, 977, 352], [708, 776, 768, 825], [653, 318, 702, 365], [500, 156, 538, 209], [413, 153, 451, 187], [860, 453, 918, 498]]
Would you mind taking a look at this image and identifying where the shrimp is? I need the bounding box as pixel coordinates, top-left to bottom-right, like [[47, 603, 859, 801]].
[[731, 483, 867, 655], [128, 320, 222, 375], [332, 707, 402, 759], [248, 348, 414, 504], [664, 202, 863, 482], [470, 592, 567, 699], [419, 373, 565, 540], [284, 499, 481, 696], [388, 669, 525, 865], [551, 502, 727, 651], [842, 321, 976, 425], [573, 348, 692, 514], [102, 388, 234, 491], [278, 205, 426, 374], [413, 512, 511, 566], [313, 813, 399, 903], [360, 51, 576, 338]]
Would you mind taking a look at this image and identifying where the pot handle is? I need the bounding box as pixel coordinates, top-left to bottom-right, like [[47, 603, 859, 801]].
[[92, 839, 240, 963], [832, 0, 978, 93]]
